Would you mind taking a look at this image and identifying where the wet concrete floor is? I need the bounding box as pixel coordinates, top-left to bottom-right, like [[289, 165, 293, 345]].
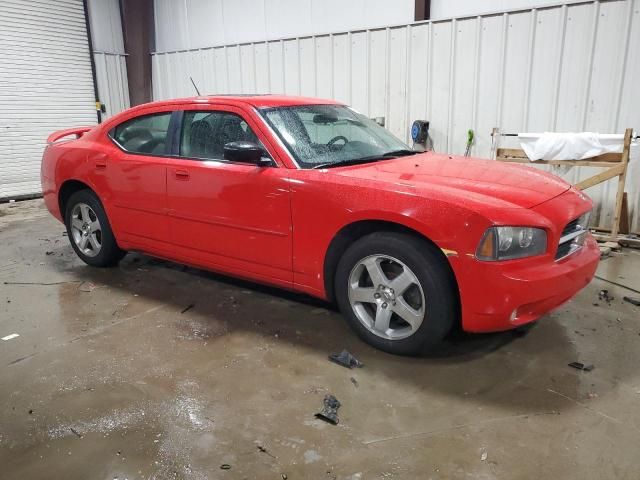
[[1, 199, 640, 479]]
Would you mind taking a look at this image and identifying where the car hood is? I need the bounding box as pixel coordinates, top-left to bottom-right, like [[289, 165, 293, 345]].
[[330, 152, 571, 209]]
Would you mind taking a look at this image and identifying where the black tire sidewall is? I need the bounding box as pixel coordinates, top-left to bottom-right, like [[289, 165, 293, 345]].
[[64, 190, 124, 267], [335, 232, 457, 355]]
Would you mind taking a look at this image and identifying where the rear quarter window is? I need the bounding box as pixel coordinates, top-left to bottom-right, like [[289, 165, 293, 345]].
[[110, 112, 172, 155]]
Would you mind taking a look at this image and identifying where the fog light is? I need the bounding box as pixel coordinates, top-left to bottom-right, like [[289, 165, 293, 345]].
[[510, 309, 518, 322]]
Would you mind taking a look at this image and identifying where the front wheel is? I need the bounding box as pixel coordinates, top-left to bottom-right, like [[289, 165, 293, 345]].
[[65, 189, 126, 267], [335, 232, 458, 355]]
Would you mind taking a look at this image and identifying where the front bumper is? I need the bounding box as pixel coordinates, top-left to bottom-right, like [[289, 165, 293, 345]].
[[458, 235, 599, 332], [451, 187, 600, 333]]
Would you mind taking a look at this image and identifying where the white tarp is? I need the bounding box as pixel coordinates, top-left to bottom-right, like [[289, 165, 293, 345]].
[[518, 132, 624, 161]]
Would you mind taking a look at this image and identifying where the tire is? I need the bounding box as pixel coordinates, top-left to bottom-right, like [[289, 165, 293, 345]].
[[334, 232, 458, 355], [64, 189, 126, 267]]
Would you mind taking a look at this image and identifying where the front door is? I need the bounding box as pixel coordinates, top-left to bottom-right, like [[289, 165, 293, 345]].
[[165, 106, 292, 284]]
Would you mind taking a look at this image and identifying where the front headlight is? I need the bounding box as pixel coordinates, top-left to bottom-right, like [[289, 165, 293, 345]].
[[476, 226, 547, 261]]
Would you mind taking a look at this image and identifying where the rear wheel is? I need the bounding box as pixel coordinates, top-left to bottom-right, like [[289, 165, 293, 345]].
[[64, 190, 125, 267], [335, 232, 457, 355]]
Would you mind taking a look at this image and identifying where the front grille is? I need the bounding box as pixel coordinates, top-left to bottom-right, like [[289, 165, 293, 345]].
[[561, 218, 579, 237], [555, 241, 574, 260], [555, 216, 585, 260]]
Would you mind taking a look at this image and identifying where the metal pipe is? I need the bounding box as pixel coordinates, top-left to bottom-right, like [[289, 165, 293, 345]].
[[82, 0, 102, 123]]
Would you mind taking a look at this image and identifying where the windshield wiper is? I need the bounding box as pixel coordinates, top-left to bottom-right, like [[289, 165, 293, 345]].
[[311, 158, 384, 169], [380, 149, 419, 157], [311, 149, 418, 169]]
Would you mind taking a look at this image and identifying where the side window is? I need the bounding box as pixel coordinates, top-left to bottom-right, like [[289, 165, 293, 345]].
[[180, 111, 261, 161], [111, 112, 172, 155]]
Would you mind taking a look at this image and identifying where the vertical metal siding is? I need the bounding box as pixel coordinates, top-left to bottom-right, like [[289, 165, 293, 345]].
[[151, 0, 640, 230], [153, 0, 415, 52], [0, 0, 98, 199], [93, 52, 130, 118], [87, 0, 129, 118]]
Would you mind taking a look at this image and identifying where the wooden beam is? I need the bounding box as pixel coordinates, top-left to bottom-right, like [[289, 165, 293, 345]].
[[574, 164, 624, 190], [496, 148, 528, 159], [120, 0, 155, 106], [496, 148, 623, 165], [591, 232, 640, 249], [415, 0, 431, 20], [496, 156, 621, 168], [590, 226, 640, 236]]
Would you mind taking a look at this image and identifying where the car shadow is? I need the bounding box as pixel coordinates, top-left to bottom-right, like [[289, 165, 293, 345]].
[[56, 250, 585, 414], [119, 252, 523, 360]]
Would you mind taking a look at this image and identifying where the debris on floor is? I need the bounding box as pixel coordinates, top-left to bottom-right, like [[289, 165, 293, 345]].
[[480, 450, 488, 462], [78, 281, 97, 292], [568, 361, 594, 371], [601, 241, 621, 250], [350, 377, 359, 388], [220, 464, 231, 470], [328, 349, 363, 369], [598, 241, 621, 258], [2, 333, 20, 341], [595, 275, 640, 295], [257, 445, 276, 459], [4, 280, 75, 286], [598, 289, 614, 304], [315, 394, 341, 425], [181, 303, 195, 314], [623, 296, 640, 306]]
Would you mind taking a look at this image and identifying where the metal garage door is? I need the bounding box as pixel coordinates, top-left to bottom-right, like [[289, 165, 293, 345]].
[[0, 0, 98, 199]]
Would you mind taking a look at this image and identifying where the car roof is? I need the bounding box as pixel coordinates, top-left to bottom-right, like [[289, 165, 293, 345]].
[[133, 94, 342, 111]]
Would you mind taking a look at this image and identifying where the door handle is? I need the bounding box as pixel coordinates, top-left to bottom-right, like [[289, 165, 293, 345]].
[[95, 160, 107, 169], [174, 169, 190, 180]]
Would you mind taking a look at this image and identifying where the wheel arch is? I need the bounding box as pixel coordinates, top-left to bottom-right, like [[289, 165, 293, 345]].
[[323, 220, 460, 310], [58, 179, 96, 218]]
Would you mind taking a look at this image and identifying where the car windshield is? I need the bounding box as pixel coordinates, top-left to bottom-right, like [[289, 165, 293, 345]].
[[260, 104, 412, 169]]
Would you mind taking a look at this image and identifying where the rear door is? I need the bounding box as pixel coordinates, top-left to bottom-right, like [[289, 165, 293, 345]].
[[165, 105, 293, 284], [95, 111, 173, 255]]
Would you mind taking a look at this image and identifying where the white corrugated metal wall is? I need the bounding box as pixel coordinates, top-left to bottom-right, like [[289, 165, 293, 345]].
[[151, 0, 640, 231], [153, 0, 415, 51], [0, 0, 98, 199], [87, 0, 129, 118], [429, 0, 575, 19]]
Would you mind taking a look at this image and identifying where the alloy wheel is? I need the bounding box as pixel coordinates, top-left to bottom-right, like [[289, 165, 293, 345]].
[[70, 202, 102, 257], [347, 254, 426, 340]]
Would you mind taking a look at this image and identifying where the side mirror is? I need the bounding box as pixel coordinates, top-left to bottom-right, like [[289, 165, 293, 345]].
[[223, 141, 271, 166]]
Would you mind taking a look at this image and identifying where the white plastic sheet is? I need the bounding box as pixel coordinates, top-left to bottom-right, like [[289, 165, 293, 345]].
[[518, 132, 624, 161]]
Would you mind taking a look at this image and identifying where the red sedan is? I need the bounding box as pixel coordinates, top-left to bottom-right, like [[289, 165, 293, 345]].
[[41, 95, 600, 355]]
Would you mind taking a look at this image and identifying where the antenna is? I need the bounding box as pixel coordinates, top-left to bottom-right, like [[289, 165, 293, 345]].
[[190, 76, 201, 96]]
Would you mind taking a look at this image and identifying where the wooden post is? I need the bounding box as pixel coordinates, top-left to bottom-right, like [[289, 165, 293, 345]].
[[610, 128, 633, 240], [490, 127, 499, 160], [620, 193, 630, 235]]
